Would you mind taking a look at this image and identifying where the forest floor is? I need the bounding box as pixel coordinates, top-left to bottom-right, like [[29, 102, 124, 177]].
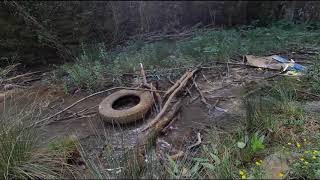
[[1, 22, 320, 179]]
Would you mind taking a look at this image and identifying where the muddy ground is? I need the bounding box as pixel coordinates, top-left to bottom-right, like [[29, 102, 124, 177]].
[[0, 51, 315, 176]]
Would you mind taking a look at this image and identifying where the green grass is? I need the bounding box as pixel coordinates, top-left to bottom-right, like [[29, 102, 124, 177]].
[[306, 54, 320, 94], [53, 21, 320, 92], [0, 95, 78, 179]]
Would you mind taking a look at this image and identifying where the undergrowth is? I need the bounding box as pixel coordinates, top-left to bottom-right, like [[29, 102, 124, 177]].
[[0, 94, 79, 179], [306, 54, 320, 94], [15, 21, 319, 179], [52, 21, 320, 92]]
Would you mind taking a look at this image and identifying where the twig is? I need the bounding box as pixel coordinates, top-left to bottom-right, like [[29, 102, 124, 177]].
[[140, 63, 148, 86], [192, 75, 211, 109], [22, 77, 42, 83], [151, 82, 162, 112], [201, 71, 215, 86], [51, 111, 97, 123], [188, 94, 200, 104], [3, 84, 30, 90], [3, 71, 44, 82], [0, 63, 21, 77], [202, 83, 233, 93], [140, 63, 162, 111], [31, 87, 165, 127], [187, 132, 202, 149], [167, 75, 175, 85], [212, 99, 220, 108]]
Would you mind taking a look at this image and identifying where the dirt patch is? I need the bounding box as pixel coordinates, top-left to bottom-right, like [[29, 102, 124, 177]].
[[2, 56, 313, 175]]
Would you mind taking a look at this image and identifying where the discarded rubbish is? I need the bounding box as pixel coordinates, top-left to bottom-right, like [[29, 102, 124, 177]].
[[245, 55, 283, 70], [271, 55, 305, 71], [245, 55, 306, 72], [283, 71, 303, 76]]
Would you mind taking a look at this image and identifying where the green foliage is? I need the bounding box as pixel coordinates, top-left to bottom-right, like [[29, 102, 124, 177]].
[[55, 43, 108, 92], [176, 29, 243, 62], [291, 155, 320, 179], [48, 136, 77, 159], [61, 60, 105, 92], [250, 133, 265, 153], [55, 22, 320, 92], [109, 40, 177, 74], [195, 132, 238, 179], [0, 98, 75, 179], [306, 55, 320, 94], [268, 80, 306, 122], [236, 131, 265, 162], [283, 138, 320, 179], [244, 96, 276, 133]]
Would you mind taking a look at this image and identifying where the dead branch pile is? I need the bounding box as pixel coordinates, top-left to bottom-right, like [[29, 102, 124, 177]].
[[132, 65, 200, 170]]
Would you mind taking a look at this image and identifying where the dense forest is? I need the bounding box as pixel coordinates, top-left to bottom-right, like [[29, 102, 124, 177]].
[[1, 1, 320, 66]]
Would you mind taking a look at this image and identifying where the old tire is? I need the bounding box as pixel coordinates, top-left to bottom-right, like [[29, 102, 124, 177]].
[[99, 89, 154, 124]]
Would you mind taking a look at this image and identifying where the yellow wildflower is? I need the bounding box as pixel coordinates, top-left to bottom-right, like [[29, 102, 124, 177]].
[[304, 161, 309, 165], [255, 161, 261, 166], [296, 142, 301, 148], [287, 142, 292, 145], [278, 172, 284, 177], [239, 170, 245, 176], [241, 175, 246, 179], [259, 160, 263, 163], [312, 156, 317, 160], [313, 150, 318, 155], [304, 151, 309, 154], [300, 158, 305, 161]]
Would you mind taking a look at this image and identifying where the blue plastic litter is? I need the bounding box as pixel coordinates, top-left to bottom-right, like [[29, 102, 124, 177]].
[[272, 55, 306, 71]]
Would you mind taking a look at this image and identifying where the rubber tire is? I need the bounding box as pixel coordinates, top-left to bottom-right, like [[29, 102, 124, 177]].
[[99, 89, 154, 124]]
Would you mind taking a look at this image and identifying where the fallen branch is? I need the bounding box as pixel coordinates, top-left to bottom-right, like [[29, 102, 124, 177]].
[[133, 100, 182, 170], [140, 63, 148, 86], [0, 63, 21, 77], [50, 111, 97, 123], [187, 132, 202, 149], [140, 63, 162, 111], [31, 87, 166, 127], [141, 68, 199, 132], [167, 75, 175, 85], [192, 75, 211, 109], [163, 71, 189, 100], [3, 84, 30, 90], [3, 71, 44, 83]]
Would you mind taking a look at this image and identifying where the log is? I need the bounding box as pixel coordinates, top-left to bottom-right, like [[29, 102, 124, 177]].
[[133, 100, 182, 170]]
